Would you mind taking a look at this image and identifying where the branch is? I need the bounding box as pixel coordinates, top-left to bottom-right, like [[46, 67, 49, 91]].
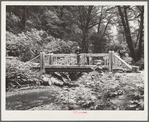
[[105, 6, 116, 12], [124, 6, 131, 35], [117, 6, 127, 34], [88, 22, 98, 29], [97, 6, 103, 33], [135, 24, 141, 48], [100, 18, 110, 40]]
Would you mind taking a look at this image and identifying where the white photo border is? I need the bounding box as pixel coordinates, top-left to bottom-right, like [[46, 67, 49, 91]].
[[1, 1, 148, 121]]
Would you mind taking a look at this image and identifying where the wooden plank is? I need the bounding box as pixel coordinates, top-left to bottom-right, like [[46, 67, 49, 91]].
[[33, 65, 108, 72], [33, 64, 94, 68], [81, 55, 85, 65], [45, 53, 108, 57], [84, 55, 87, 65], [49, 55, 51, 65], [33, 64, 109, 69], [54, 57, 56, 65], [89, 56, 93, 65], [112, 51, 114, 70], [45, 68, 92, 72], [81, 53, 108, 57], [103, 56, 108, 66], [104, 57, 106, 65], [46, 55, 49, 64], [109, 51, 112, 71], [55, 57, 57, 65], [43, 52, 45, 70], [45, 65, 94, 68], [45, 54, 76, 57], [40, 52, 45, 71], [40, 52, 43, 71], [65, 56, 69, 65], [114, 56, 117, 68], [114, 54, 132, 70], [27, 55, 40, 62], [51, 55, 53, 65]]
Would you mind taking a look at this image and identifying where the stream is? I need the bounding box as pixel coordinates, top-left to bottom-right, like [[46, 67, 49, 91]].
[[6, 87, 57, 110]]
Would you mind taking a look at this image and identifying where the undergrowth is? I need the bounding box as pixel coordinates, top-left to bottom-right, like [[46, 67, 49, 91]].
[[30, 71, 144, 110]]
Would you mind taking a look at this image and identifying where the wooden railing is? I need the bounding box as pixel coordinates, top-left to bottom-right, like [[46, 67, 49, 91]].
[[40, 52, 109, 70], [110, 51, 139, 72], [28, 51, 138, 72], [109, 51, 132, 71]]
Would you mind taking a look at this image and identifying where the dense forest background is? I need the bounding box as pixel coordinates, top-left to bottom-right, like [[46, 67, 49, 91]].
[[6, 5, 144, 63]]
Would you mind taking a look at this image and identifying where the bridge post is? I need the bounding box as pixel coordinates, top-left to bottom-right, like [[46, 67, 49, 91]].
[[109, 51, 112, 72], [77, 54, 80, 66], [40, 52, 45, 71], [89, 56, 93, 65], [132, 66, 139, 72], [112, 51, 114, 70], [49, 55, 51, 65]]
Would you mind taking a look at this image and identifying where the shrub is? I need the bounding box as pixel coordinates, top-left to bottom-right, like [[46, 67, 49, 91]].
[[6, 31, 20, 57], [45, 38, 78, 54], [6, 58, 41, 90], [6, 29, 78, 62], [6, 12, 21, 34], [6, 29, 49, 62], [17, 29, 49, 61]]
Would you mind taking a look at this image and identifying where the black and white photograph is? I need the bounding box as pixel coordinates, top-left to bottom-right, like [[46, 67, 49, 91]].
[[1, 1, 148, 121]]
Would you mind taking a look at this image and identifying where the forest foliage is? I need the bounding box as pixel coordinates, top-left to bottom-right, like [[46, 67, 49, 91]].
[[6, 5, 144, 63], [6, 5, 144, 86]]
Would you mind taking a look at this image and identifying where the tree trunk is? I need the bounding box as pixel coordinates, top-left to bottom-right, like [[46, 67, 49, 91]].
[[20, 6, 27, 30], [118, 6, 137, 62], [82, 32, 88, 53], [79, 6, 93, 53], [97, 6, 103, 33], [137, 6, 144, 61]]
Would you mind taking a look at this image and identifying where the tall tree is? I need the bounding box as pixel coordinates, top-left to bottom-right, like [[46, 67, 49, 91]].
[[117, 6, 144, 62], [136, 6, 144, 61], [90, 6, 116, 53], [74, 6, 99, 52], [20, 6, 27, 30]]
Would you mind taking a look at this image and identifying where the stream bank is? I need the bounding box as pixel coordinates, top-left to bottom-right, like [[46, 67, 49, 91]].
[[6, 71, 144, 110]]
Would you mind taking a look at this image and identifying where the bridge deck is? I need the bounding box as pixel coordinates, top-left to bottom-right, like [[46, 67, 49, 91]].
[[32, 64, 108, 72], [30, 51, 137, 72]]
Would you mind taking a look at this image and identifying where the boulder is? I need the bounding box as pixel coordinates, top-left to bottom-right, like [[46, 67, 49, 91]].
[[40, 72, 72, 87], [51, 77, 63, 86], [53, 72, 69, 84], [40, 75, 52, 86]]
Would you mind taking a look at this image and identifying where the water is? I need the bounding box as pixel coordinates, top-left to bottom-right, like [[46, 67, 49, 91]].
[[6, 90, 56, 110], [110, 95, 129, 106]]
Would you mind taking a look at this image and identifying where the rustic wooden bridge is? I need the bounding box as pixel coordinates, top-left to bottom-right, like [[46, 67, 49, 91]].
[[30, 51, 139, 73]]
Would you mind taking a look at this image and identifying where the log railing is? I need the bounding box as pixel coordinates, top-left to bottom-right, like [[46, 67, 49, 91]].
[[111, 51, 139, 72], [36, 51, 138, 72], [108, 51, 132, 71], [113, 53, 132, 70], [40, 52, 109, 70]]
